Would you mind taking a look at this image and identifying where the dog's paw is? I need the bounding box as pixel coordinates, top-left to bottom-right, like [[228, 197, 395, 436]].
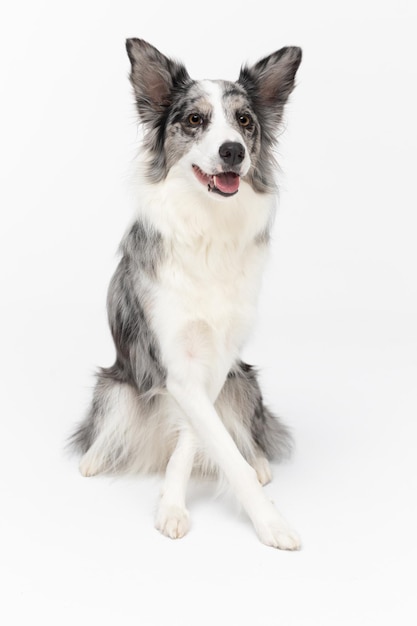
[[256, 522, 301, 551], [155, 503, 190, 540], [252, 456, 273, 486], [253, 507, 301, 550]]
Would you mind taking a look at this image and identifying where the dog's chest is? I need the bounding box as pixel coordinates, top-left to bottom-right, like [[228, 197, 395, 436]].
[[137, 182, 275, 361], [152, 233, 268, 355]]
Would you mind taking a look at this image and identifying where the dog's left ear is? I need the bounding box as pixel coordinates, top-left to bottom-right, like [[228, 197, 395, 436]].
[[238, 46, 302, 108]]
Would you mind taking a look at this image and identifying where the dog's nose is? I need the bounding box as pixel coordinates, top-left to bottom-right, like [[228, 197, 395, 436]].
[[219, 142, 245, 167]]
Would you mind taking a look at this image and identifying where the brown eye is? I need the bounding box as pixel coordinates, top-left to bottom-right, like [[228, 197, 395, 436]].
[[188, 113, 203, 126], [238, 113, 252, 128]]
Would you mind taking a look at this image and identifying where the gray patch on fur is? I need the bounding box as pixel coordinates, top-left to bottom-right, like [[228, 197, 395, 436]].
[[164, 83, 214, 170], [122, 220, 164, 277], [254, 228, 271, 246], [104, 220, 166, 390]]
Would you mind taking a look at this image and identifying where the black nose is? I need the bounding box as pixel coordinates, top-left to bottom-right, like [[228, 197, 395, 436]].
[[219, 142, 245, 167]]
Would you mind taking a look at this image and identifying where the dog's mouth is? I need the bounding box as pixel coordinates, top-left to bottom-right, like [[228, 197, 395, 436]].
[[192, 165, 240, 197]]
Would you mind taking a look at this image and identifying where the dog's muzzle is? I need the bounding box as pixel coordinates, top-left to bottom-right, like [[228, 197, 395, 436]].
[[192, 141, 246, 197]]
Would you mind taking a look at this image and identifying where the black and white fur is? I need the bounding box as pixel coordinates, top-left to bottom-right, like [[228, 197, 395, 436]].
[[71, 39, 302, 549]]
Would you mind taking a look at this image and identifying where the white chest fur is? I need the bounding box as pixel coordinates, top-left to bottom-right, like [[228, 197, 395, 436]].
[[138, 178, 276, 385]]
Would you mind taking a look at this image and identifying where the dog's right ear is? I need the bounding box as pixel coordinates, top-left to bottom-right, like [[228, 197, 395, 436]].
[[126, 39, 191, 122]]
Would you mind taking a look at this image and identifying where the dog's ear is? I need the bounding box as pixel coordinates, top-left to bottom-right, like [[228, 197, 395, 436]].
[[238, 46, 302, 109], [126, 39, 191, 121]]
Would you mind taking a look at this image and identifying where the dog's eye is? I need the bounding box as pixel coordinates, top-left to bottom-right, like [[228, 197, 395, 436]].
[[238, 114, 252, 128], [188, 113, 203, 126]]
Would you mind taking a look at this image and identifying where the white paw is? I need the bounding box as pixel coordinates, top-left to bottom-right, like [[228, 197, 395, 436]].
[[155, 503, 190, 540], [257, 522, 301, 550], [253, 506, 301, 550], [252, 456, 273, 486]]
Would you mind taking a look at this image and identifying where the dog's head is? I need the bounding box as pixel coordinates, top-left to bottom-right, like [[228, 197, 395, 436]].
[[126, 39, 301, 196]]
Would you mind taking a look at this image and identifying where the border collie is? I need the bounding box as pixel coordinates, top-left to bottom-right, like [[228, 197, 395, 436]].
[[71, 39, 302, 549]]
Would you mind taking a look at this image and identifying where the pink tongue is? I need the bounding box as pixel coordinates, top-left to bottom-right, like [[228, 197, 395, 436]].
[[214, 172, 240, 194]]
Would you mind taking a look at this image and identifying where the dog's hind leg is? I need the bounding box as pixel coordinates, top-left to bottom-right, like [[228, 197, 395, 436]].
[[73, 377, 141, 477], [155, 426, 196, 539]]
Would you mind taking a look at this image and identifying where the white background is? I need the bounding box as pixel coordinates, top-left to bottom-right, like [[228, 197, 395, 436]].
[[1, 1, 416, 624]]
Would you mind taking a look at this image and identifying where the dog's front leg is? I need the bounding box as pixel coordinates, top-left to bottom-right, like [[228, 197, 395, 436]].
[[155, 426, 196, 539], [167, 376, 301, 550]]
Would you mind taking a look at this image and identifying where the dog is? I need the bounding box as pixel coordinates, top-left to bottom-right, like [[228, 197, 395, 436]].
[[70, 38, 302, 549]]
